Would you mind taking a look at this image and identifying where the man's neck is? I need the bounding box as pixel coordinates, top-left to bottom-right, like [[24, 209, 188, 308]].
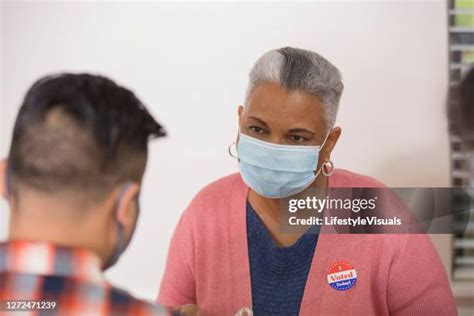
[[8, 206, 109, 266]]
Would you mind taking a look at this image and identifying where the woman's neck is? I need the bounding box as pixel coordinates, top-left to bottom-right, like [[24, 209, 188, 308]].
[[248, 190, 280, 222], [249, 175, 328, 221], [247, 175, 328, 247]]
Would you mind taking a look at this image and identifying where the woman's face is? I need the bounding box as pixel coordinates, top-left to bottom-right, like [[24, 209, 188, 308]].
[[238, 82, 341, 164]]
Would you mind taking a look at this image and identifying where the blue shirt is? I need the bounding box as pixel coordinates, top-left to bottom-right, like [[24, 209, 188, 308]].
[[246, 202, 318, 316]]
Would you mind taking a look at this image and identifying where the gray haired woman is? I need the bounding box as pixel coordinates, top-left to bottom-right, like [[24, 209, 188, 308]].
[[158, 47, 455, 316]]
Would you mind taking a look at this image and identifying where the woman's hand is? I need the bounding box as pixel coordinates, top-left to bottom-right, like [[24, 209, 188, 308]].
[[171, 304, 200, 316]]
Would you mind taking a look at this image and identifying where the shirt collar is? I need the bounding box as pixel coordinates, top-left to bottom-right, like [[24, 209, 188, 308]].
[[0, 240, 105, 284]]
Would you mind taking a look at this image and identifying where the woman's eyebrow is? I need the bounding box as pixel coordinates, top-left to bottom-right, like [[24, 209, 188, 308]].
[[288, 128, 316, 135], [247, 116, 269, 128]]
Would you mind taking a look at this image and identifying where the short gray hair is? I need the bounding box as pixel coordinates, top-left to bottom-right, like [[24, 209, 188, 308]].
[[246, 47, 344, 130]]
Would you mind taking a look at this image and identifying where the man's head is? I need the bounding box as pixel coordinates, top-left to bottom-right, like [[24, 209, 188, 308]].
[[0, 73, 166, 268], [448, 68, 474, 141], [457, 68, 474, 141]]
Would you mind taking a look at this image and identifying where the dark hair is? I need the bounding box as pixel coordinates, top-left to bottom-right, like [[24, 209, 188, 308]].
[[8, 73, 166, 199], [449, 68, 474, 141], [459, 68, 474, 139]]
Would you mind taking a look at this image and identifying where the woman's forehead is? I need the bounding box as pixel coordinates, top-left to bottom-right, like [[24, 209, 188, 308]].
[[245, 83, 326, 132]]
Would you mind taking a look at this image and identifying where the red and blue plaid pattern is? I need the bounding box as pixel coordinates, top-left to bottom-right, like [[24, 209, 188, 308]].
[[0, 240, 169, 316]]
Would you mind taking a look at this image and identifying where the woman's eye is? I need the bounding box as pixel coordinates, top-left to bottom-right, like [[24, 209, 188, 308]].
[[249, 126, 266, 134], [288, 135, 307, 143]]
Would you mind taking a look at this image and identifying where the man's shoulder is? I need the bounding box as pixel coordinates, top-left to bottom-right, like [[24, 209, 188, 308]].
[[0, 272, 168, 315]]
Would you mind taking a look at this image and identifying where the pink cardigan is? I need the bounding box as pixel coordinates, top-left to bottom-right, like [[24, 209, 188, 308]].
[[158, 170, 456, 315]]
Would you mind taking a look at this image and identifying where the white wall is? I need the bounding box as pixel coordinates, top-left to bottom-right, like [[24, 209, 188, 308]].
[[1, 1, 449, 300]]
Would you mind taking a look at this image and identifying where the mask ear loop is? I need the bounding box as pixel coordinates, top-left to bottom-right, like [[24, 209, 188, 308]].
[[313, 133, 333, 177]]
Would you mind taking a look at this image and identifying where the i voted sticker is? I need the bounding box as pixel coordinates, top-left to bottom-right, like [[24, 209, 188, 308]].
[[327, 261, 357, 291]]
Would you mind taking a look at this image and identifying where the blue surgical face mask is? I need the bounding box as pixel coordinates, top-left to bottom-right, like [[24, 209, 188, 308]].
[[236, 133, 328, 199]]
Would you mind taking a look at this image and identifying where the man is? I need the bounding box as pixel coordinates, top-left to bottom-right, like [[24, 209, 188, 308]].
[[449, 68, 474, 185], [0, 74, 169, 315], [458, 68, 474, 139], [449, 68, 474, 141], [458, 68, 474, 184]]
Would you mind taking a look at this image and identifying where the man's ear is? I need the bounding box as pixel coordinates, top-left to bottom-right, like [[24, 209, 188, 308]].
[[0, 159, 8, 200], [115, 183, 140, 226], [322, 127, 342, 158]]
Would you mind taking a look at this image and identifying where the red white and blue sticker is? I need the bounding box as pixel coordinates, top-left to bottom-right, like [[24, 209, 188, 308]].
[[327, 261, 357, 291]]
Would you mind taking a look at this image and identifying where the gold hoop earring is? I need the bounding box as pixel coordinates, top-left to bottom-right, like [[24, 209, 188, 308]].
[[228, 143, 239, 160], [322, 160, 334, 177]]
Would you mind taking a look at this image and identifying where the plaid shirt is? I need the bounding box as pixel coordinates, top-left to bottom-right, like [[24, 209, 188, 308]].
[[0, 240, 170, 316]]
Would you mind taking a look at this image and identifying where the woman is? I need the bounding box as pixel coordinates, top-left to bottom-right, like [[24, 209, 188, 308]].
[[158, 47, 456, 315]]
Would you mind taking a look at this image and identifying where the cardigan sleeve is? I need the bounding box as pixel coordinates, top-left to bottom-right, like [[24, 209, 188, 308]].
[[387, 234, 457, 316], [157, 206, 196, 307]]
